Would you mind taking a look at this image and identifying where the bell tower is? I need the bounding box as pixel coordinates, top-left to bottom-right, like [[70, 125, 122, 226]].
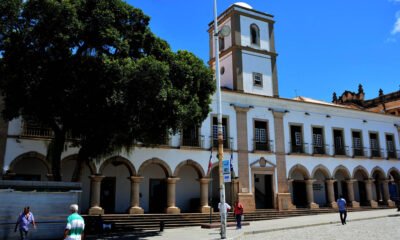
[[208, 2, 279, 97]]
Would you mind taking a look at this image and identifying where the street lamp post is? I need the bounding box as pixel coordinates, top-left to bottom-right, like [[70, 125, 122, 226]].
[[213, 0, 227, 238]]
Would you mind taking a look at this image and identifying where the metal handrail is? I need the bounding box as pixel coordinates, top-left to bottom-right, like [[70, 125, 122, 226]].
[[210, 136, 232, 149], [352, 147, 367, 157], [181, 135, 204, 148], [369, 147, 384, 158], [311, 144, 329, 155], [288, 142, 309, 154], [333, 145, 349, 156], [253, 139, 273, 152]]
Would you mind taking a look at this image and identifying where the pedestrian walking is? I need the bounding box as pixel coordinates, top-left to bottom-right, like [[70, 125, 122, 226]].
[[233, 200, 244, 229], [14, 206, 36, 240], [218, 201, 231, 225], [337, 195, 347, 225], [64, 204, 85, 240]]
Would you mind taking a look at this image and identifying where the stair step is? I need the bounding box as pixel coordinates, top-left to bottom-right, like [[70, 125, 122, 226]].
[[84, 207, 395, 234]]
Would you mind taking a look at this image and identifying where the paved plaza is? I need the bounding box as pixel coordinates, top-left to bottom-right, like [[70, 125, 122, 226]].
[[87, 209, 400, 240]]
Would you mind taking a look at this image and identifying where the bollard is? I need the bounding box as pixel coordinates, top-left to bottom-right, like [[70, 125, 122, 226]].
[[160, 220, 165, 232]]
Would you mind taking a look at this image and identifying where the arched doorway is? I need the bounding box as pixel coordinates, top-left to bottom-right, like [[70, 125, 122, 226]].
[[138, 158, 172, 213], [311, 166, 331, 207], [99, 157, 135, 213], [175, 160, 204, 213], [61, 155, 94, 213], [388, 168, 400, 201], [353, 166, 369, 206], [9, 152, 50, 181], [333, 166, 351, 202], [210, 165, 234, 211], [289, 165, 310, 208], [371, 167, 386, 205]]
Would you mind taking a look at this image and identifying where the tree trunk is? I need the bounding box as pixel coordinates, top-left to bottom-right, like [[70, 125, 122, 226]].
[[71, 148, 89, 182], [47, 129, 66, 181]]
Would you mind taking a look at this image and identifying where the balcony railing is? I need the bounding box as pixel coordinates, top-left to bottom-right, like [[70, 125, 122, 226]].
[[333, 145, 349, 156], [211, 136, 232, 149], [369, 148, 383, 158], [386, 150, 397, 159], [181, 135, 204, 148], [288, 142, 309, 154], [22, 126, 53, 138], [352, 147, 367, 157], [311, 144, 329, 155], [253, 140, 274, 152]]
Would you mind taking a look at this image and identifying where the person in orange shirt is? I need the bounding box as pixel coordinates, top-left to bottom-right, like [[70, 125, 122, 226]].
[[233, 200, 244, 229]]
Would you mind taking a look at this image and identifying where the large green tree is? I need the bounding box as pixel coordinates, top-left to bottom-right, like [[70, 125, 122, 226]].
[[0, 0, 215, 181]]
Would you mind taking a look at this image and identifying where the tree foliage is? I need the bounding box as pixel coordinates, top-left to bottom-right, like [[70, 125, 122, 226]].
[[0, 0, 215, 181]]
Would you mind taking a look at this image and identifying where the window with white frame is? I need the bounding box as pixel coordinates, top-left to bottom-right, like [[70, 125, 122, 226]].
[[253, 72, 263, 87]]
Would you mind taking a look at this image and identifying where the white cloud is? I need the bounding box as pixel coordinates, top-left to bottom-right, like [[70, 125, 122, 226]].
[[391, 11, 400, 35]]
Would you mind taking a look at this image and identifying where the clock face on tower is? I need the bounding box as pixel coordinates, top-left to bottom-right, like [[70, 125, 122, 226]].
[[219, 25, 231, 37]]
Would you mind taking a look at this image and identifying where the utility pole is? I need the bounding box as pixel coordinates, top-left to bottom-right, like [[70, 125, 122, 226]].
[[213, 0, 227, 238]]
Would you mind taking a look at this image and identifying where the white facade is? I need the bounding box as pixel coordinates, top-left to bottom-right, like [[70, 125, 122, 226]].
[[1, 2, 400, 214]]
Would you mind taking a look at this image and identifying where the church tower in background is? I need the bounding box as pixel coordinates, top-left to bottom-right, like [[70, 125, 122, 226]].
[[208, 2, 279, 97]]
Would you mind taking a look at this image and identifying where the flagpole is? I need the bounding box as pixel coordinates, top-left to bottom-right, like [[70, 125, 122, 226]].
[[213, 0, 227, 238]]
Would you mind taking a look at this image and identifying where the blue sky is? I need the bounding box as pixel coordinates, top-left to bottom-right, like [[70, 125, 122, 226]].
[[128, 0, 400, 102]]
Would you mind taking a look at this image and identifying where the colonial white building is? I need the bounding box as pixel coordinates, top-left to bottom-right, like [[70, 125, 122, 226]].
[[1, 2, 400, 215]]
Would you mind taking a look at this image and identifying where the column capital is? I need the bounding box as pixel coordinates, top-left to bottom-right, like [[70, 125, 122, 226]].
[[271, 110, 287, 118], [325, 179, 336, 184], [305, 179, 316, 184], [198, 178, 212, 184], [167, 177, 180, 184], [346, 179, 357, 184], [129, 176, 144, 183], [364, 178, 375, 184], [233, 105, 251, 113], [287, 178, 294, 183], [383, 179, 392, 183], [89, 175, 105, 182]]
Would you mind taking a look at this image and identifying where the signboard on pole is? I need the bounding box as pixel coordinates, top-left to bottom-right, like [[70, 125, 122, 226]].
[[222, 160, 230, 174], [223, 159, 231, 182], [223, 174, 231, 183]]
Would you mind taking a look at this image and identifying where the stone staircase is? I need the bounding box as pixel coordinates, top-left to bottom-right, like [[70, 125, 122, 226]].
[[83, 206, 391, 234]]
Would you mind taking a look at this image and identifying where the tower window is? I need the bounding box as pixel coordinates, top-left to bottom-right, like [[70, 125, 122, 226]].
[[219, 36, 225, 51], [250, 24, 260, 46], [253, 72, 263, 87]]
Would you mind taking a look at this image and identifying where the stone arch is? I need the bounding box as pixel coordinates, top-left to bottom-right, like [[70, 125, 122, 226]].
[[311, 164, 332, 179], [8, 151, 50, 174], [332, 165, 351, 179], [371, 166, 386, 179], [387, 167, 400, 180], [61, 154, 96, 175], [250, 23, 260, 45], [174, 160, 205, 178], [100, 156, 136, 176], [352, 165, 369, 179], [208, 161, 236, 178], [138, 158, 172, 177], [288, 164, 310, 180]]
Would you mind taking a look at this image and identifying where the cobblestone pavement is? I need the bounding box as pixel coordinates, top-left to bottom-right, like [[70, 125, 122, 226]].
[[248, 215, 400, 240], [85, 209, 400, 240]]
